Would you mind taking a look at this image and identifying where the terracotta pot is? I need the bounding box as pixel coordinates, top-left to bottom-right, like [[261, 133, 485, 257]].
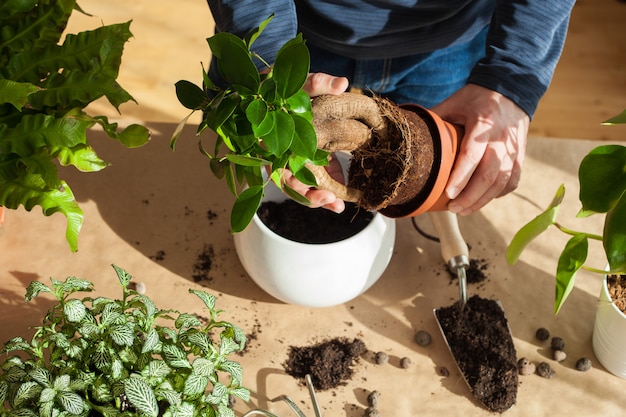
[[592, 273, 626, 378], [378, 104, 463, 218], [233, 155, 396, 308]]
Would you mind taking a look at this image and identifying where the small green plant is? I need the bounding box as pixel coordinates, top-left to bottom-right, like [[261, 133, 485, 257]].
[[0, 1, 150, 252], [0, 265, 249, 417], [507, 110, 626, 314], [172, 15, 328, 233]]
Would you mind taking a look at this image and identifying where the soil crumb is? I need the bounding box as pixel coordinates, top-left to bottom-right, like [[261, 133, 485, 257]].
[[435, 296, 518, 413], [283, 337, 367, 390], [446, 258, 489, 284], [257, 200, 373, 243], [192, 244, 215, 282]]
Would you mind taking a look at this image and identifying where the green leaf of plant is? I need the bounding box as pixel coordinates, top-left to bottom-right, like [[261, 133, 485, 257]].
[[0, 79, 38, 109], [189, 289, 216, 311], [286, 89, 313, 119], [218, 360, 243, 385], [261, 110, 294, 156], [28, 368, 51, 388], [191, 357, 215, 377], [273, 34, 309, 99], [125, 378, 159, 417], [141, 329, 160, 354], [224, 154, 270, 167], [578, 145, 626, 213], [175, 313, 203, 330], [555, 234, 588, 314], [506, 184, 565, 264], [246, 99, 272, 137], [175, 80, 207, 110], [14, 381, 41, 407], [282, 183, 311, 206], [169, 401, 195, 417], [231, 185, 264, 233], [24, 281, 52, 302], [112, 264, 132, 288], [184, 373, 209, 397], [162, 344, 191, 369], [243, 14, 274, 48], [290, 113, 317, 159], [229, 386, 251, 402], [602, 109, 626, 125], [58, 391, 85, 415], [63, 299, 87, 322], [604, 194, 626, 273], [110, 323, 135, 347], [208, 32, 259, 91], [204, 93, 240, 132]]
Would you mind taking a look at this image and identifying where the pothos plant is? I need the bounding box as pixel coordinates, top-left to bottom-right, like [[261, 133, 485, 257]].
[[0, 265, 249, 417], [172, 15, 328, 233], [0, 0, 150, 252], [506, 110, 626, 314]]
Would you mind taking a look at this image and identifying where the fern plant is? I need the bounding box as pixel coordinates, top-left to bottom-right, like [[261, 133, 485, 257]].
[[0, 265, 250, 417], [0, 0, 150, 252]]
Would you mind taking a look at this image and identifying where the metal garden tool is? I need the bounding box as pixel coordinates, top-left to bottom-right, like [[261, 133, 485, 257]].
[[243, 374, 322, 417], [428, 211, 469, 306], [429, 211, 517, 413]]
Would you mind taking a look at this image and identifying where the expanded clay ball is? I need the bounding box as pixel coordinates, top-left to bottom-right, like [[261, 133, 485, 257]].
[[364, 407, 381, 417], [536, 362, 555, 379], [576, 357, 592, 372], [374, 351, 389, 364], [367, 390, 381, 407], [553, 350, 567, 362], [414, 330, 432, 346], [551, 337, 565, 351], [535, 327, 550, 341], [517, 357, 536, 376], [400, 357, 413, 369]]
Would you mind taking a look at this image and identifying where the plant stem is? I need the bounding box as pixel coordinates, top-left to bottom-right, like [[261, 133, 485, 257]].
[[554, 222, 603, 241]]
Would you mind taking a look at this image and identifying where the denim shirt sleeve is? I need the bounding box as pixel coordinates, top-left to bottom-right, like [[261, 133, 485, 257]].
[[206, 0, 298, 70], [468, 0, 576, 119]]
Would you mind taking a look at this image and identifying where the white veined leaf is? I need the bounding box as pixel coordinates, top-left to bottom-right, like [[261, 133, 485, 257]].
[[134, 295, 157, 318], [63, 299, 87, 323], [162, 344, 191, 369], [39, 387, 56, 403], [185, 332, 211, 353], [189, 289, 216, 310], [58, 391, 85, 415], [24, 281, 52, 302], [95, 405, 120, 417], [49, 332, 70, 349], [142, 328, 160, 354], [110, 323, 135, 346], [204, 382, 228, 405], [219, 337, 240, 356], [154, 387, 181, 406], [14, 381, 41, 407], [229, 386, 250, 402], [79, 322, 100, 339], [191, 357, 215, 377], [0, 380, 8, 403], [218, 360, 243, 385], [111, 358, 124, 380], [101, 304, 124, 326], [92, 342, 112, 371], [183, 373, 209, 396], [217, 403, 236, 417], [65, 343, 83, 359], [91, 378, 113, 403], [124, 378, 159, 417], [53, 375, 71, 391], [175, 313, 202, 330], [28, 368, 52, 388], [112, 264, 133, 288], [170, 401, 195, 417], [145, 360, 171, 380], [39, 400, 54, 417]]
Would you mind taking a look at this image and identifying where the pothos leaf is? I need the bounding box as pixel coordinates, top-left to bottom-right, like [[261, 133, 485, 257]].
[[604, 194, 626, 273], [578, 145, 626, 214], [506, 184, 565, 264], [555, 234, 588, 314]]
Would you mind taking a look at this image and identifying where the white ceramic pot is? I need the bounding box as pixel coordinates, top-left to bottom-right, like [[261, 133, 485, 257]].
[[233, 175, 396, 307], [592, 274, 626, 378]]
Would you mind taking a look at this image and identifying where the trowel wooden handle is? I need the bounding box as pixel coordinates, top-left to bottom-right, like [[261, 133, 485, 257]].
[[428, 211, 469, 264]]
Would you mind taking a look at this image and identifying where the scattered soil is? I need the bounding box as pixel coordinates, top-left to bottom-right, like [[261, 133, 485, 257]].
[[435, 295, 518, 413], [607, 274, 626, 313], [257, 200, 373, 243], [192, 244, 215, 282], [446, 257, 489, 284], [283, 337, 367, 390]]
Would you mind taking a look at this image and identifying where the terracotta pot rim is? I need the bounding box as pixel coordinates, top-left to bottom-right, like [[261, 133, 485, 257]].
[[379, 103, 461, 218]]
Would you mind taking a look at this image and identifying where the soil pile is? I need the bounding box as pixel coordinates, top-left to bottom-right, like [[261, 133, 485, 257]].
[[435, 296, 518, 413], [257, 200, 373, 243], [283, 337, 367, 390]]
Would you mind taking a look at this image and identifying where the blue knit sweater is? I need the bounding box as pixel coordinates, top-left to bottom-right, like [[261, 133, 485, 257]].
[[206, 0, 575, 118]]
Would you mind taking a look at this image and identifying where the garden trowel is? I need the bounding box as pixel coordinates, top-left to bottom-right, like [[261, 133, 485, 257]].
[[429, 211, 517, 413]]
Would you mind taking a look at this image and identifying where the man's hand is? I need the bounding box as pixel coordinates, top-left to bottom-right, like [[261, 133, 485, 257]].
[[431, 84, 530, 215], [282, 72, 349, 213]]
